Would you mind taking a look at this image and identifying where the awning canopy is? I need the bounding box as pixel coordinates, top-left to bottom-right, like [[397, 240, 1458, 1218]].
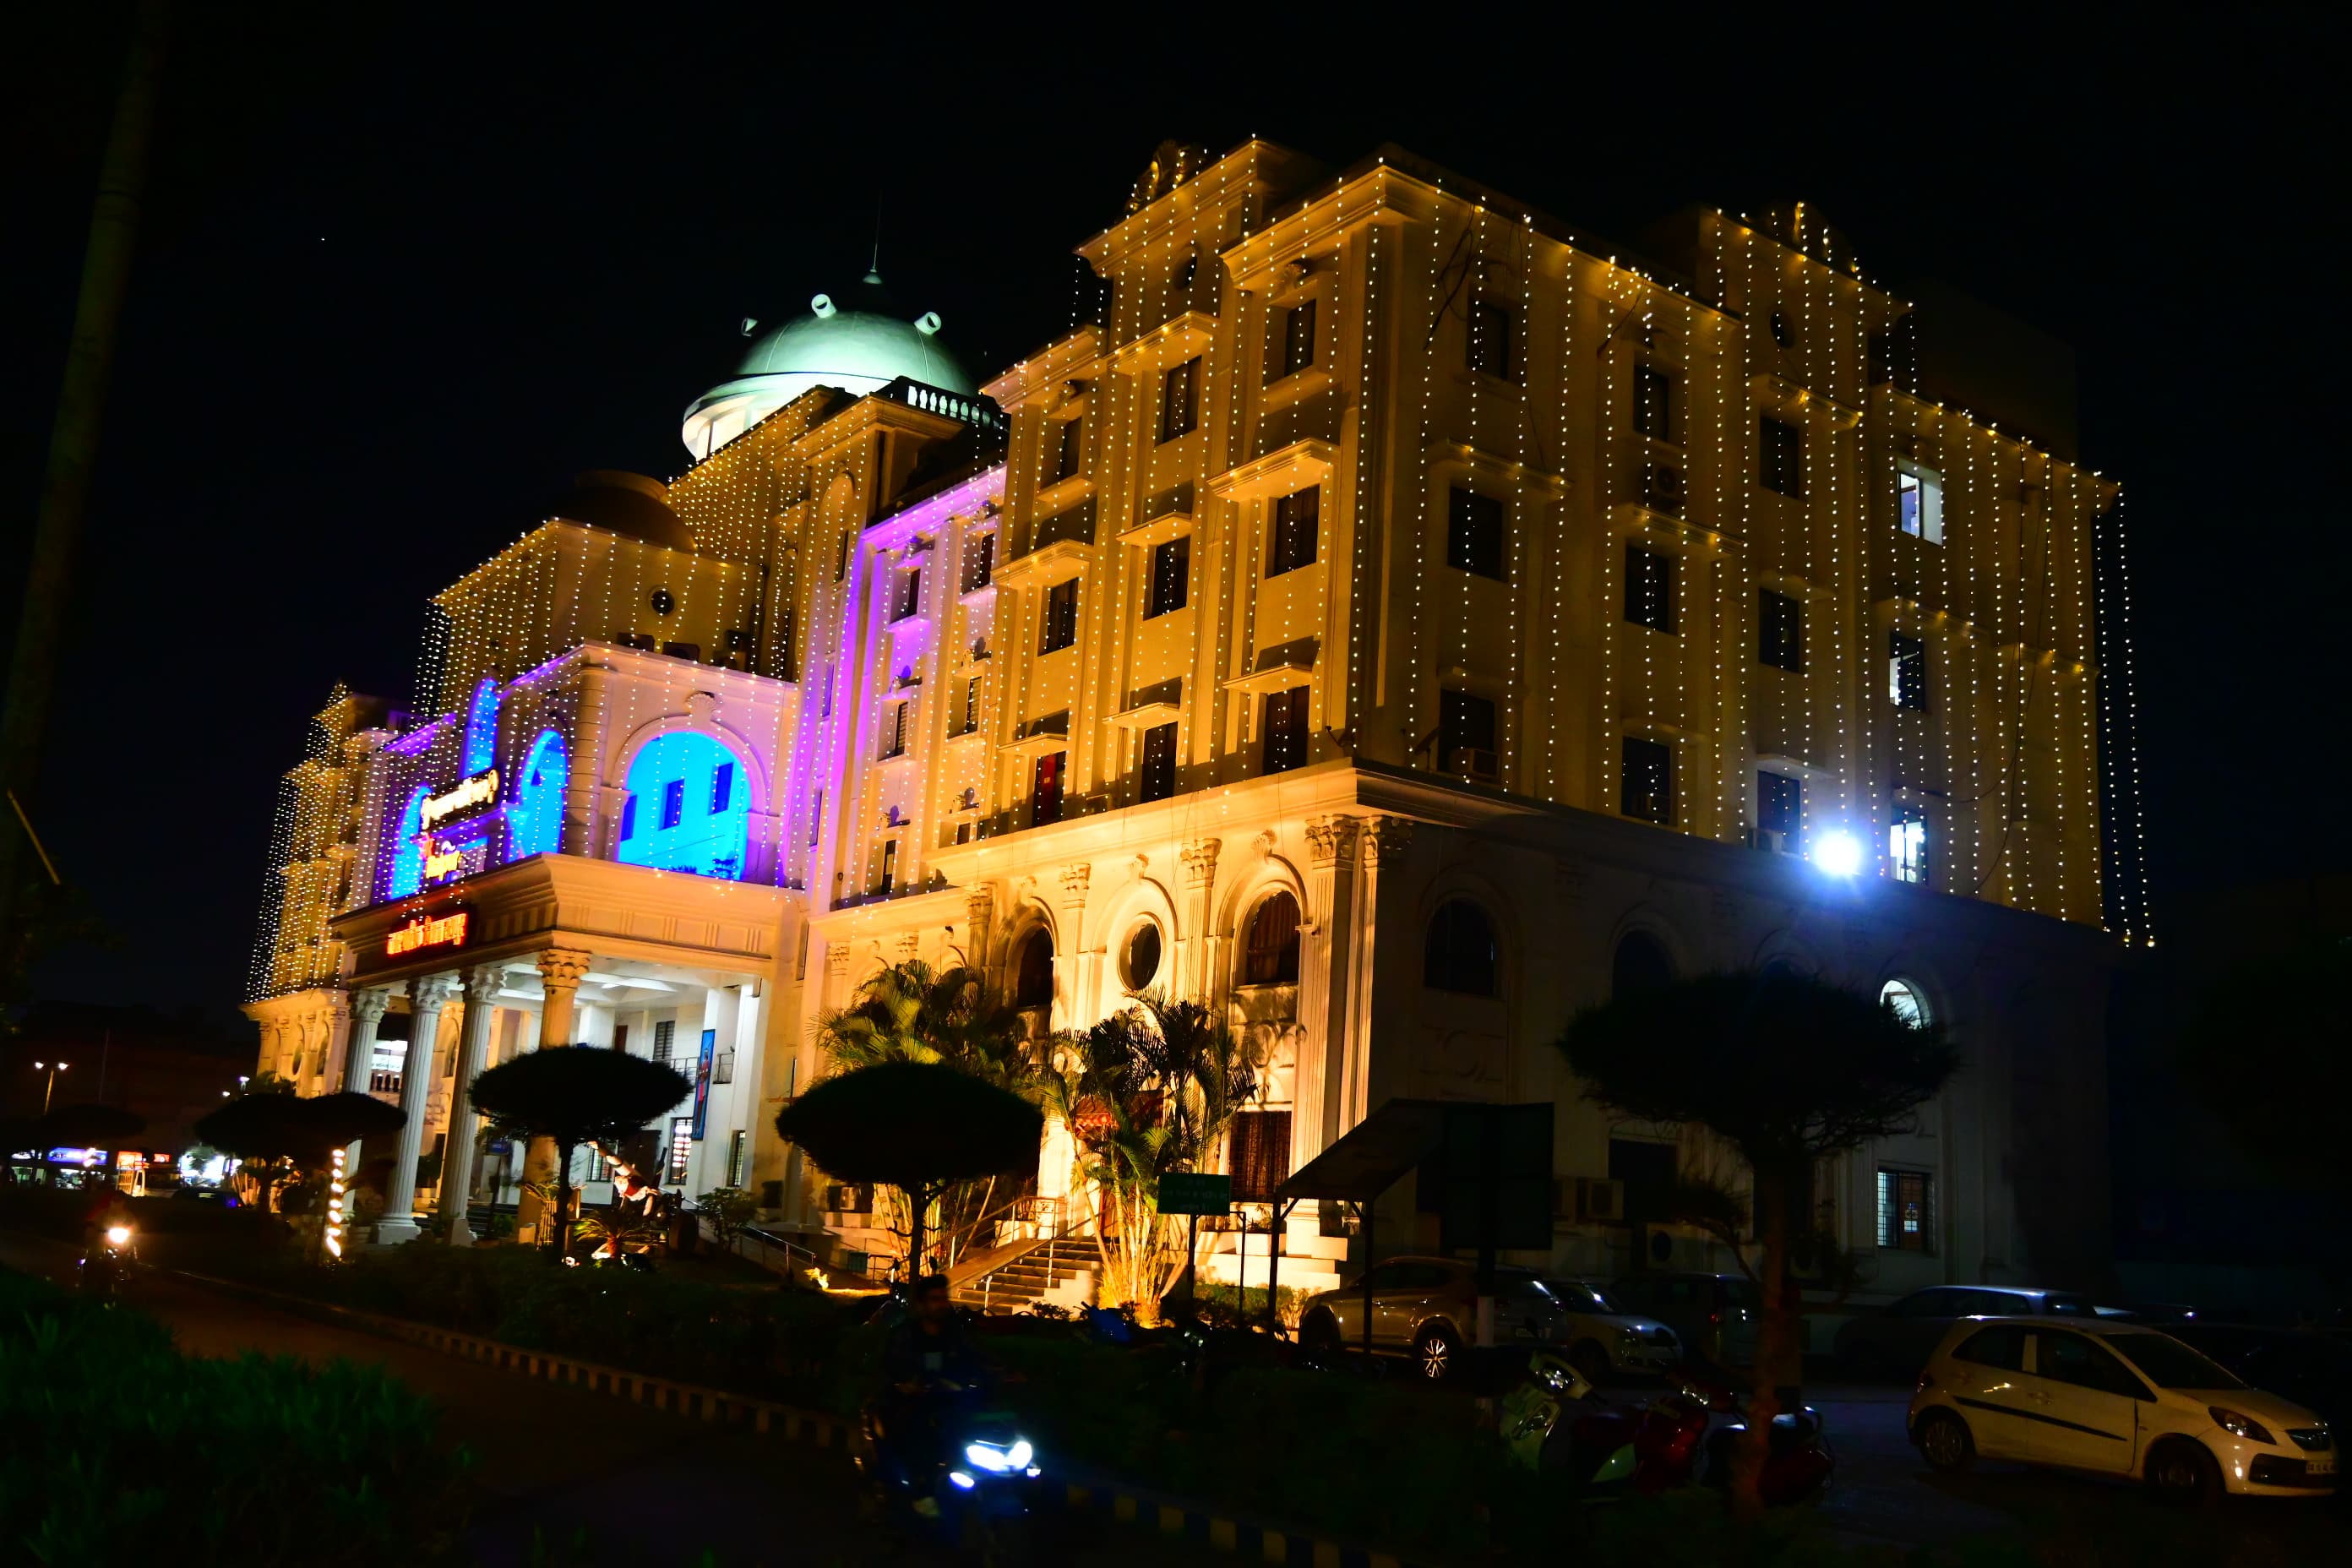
[[1275, 1098, 1452, 1205]]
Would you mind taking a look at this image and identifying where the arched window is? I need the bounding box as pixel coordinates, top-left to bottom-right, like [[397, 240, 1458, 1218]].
[[508, 729, 567, 861], [463, 678, 501, 776], [1013, 928, 1055, 1009], [1880, 977, 1930, 1029], [1612, 930, 1675, 999], [615, 731, 751, 879], [1120, 923, 1162, 992], [1424, 899, 1500, 996], [1241, 892, 1300, 986], [385, 784, 431, 897]]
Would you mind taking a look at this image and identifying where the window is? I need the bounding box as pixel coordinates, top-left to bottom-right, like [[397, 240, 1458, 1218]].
[[1009, 928, 1054, 1009], [1040, 578, 1079, 653], [1242, 893, 1300, 985], [879, 838, 898, 894], [1880, 977, 1928, 1028], [961, 677, 982, 736], [618, 793, 638, 841], [808, 788, 823, 847], [726, 1129, 748, 1189], [1769, 309, 1794, 349], [1888, 630, 1928, 710], [1424, 899, 1500, 995], [1146, 535, 1190, 618], [463, 678, 501, 776], [1877, 1168, 1935, 1253], [1052, 416, 1084, 483], [1620, 736, 1673, 825], [709, 761, 734, 816], [1891, 803, 1928, 885], [1954, 1326, 2029, 1372], [879, 700, 910, 760], [820, 663, 835, 719], [713, 1049, 735, 1085], [1031, 751, 1065, 826], [1229, 1110, 1293, 1201], [834, 531, 851, 581], [1447, 486, 1505, 580], [1611, 931, 1675, 998], [510, 729, 567, 860], [1176, 253, 1198, 293], [890, 566, 922, 622], [1120, 923, 1162, 990], [1278, 297, 1316, 379], [1139, 721, 1178, 803], [961, 531, 995, 593], [1159, 356, 1200, 442], [613, 1024, 629, 1054], [1438, 688, 1496, 779], [1624, 544, 1676, 634], [1897, 463, 1944, 545], [652, 1020, 675, 1064], [1467, 298, 1516, 381], [1269, 487, 1319, 575], [1758, 589, 1804, 672], [2037, 1332, 2148, 1399], [1760, 415, 1804, 498], [667, 1117, 693, 1184], [1634, 363, 1675, 443], [1260, 685, 1309, 775], [1758, 770, 1802, 838], [660, 777, 686, 830]]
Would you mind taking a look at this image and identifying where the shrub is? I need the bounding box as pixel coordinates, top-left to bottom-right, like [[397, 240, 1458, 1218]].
[[0, 1267, 471, 1564]]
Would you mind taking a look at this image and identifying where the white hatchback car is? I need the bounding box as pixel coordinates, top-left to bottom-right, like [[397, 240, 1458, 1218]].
[[1908, 1316, 2337, 1502]]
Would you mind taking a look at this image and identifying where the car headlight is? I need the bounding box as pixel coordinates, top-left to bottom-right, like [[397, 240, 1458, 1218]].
[[2209, 1407, 2275, 1445], [963, 1439, 1034, 1474]]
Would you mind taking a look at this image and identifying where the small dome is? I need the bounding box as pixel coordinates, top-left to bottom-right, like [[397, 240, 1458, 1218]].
[[549, 471, 691, 552], [681, 272, 974, 457]]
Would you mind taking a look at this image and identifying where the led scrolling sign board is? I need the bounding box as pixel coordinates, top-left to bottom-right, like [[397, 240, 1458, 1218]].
[[386, 911, 470, 957]]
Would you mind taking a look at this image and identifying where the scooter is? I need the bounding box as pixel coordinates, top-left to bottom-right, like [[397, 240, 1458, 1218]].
[[859, 1378, 1048, 1565], [78, 1223, 139, 1301], [1500, 1354, 1830, 1505], [1682, 1375, 1835, 1505]]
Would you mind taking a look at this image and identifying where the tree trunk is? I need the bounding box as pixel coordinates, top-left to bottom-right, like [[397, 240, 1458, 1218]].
[[906, 1180, 933, 1281], [553, 1137, 575, 1260], [1731, 1162, 1799, 1524]]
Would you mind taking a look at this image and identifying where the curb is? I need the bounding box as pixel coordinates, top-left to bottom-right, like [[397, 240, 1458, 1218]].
[[171, 1268, 1431, 1567]]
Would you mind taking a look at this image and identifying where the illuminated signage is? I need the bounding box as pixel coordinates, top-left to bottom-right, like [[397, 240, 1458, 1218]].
[[386, 911, 470, 956], [420, 770, 499, 831], [423, 839, 466, 881]]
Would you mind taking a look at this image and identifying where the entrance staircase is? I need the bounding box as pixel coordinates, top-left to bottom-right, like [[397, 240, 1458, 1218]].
[[952, 1238, 1098, 1315]]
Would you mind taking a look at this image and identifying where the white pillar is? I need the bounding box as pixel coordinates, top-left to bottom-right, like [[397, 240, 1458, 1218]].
[[1180, 838, 1222, 1003], [441, 965, 504, 1245], [516, 947, 591, 1244], [1339, 819, 1411, 1133], [340, 988, 391, 1093], [1293, 816, 1360, 1172], [379, 974, 456, 1243]]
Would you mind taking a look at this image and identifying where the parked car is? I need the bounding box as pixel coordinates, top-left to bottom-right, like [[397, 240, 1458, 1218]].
[[1298, 1256, 1681, 1382], [1837, 1285, 2096, 1379], [1609, 1272, 1760, 1369], [1909, 1317, 2337, 1503], [2165, 1323, 2352, 1435]]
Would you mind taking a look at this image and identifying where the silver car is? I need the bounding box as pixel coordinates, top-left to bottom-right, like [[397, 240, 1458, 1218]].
[[1298, 1255, 1681, 1381]]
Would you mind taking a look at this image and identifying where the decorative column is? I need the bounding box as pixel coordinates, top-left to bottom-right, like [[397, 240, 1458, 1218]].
[[340, 988, 390, 1093], [963, 883, 997, 992], [440, 965, 504, 1245], [1338, 819, 1412, 1132], [1057, 863, 1092, 1024], [316, 995, 352, 1097], [379, 974, 457, 1243], [1292, 816, 1360, 1172], [1179, 838, 1222, 1003], [516, 947, 593, 1244]]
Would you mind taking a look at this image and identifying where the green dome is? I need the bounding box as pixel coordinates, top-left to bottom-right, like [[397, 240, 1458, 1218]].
[[681, 272, 974, 457]]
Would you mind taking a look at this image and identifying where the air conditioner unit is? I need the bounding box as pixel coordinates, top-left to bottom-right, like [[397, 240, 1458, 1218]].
[[1755, 828, 1793, 856], [1576, 1177, 1627, 1225], [1644, 463, 1685, 514]]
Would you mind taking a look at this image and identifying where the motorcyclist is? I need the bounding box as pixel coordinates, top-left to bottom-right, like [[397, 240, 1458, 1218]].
[[873, 1274, 988, 1515]]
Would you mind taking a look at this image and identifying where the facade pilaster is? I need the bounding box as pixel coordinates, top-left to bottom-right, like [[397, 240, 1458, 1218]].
[[1338, 818, 1412, 1132], [441, 965, 504, 1245], [1058, 862, 1093, 1021], [342, 988, 392, 1093], [515, 947, 593, 1243], [317, 995, 352, 1097], [964, 883, 998, 992], [1293, 815, 1360, 1172], [380, 973, 457, 1242], [1180, 837, 1222, 1002]]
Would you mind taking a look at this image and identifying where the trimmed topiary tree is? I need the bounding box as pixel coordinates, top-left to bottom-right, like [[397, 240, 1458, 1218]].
[[467, 1046, 693, 1255]]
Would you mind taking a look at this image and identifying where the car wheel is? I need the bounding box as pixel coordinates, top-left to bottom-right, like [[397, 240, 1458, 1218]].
[[1414, 1322, 1460, 1380], [1298, 1310, 1343, 1369], [2147, 1440, 2223, 1508], [1569, 1342, 1611, 1389], [1916, 1409, 1974, 1473]]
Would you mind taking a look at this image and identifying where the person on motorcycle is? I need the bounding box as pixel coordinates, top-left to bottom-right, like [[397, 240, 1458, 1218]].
[[873, 1274, 988, 1515]]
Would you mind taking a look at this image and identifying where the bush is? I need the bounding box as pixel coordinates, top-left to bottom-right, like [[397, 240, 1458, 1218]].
[[0, 1266, 471, 1564], [1187, 1280, 1309, 1329]]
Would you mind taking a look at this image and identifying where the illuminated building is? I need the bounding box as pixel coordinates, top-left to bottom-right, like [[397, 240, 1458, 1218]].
[[245, 144, 2143, 1300]]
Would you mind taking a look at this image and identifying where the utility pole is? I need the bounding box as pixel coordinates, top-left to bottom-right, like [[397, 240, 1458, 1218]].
[[0, 1, 171, 966]]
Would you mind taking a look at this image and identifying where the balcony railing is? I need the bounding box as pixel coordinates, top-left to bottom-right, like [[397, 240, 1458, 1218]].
[[875, 376, 1007, 433]]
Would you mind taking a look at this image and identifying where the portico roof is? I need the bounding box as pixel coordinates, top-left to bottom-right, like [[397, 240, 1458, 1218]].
[[1276, 1097, 1451, 1205]]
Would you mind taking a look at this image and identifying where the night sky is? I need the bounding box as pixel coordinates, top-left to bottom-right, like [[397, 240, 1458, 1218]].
[[4, 8, 2342, 1023]]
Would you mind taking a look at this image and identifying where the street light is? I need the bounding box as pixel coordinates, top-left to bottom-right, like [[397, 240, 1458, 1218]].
[[32, 1060, 68, 1115], [1812, 830, 1865, 878]]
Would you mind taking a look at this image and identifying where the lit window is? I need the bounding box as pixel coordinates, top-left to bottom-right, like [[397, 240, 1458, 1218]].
[[386, 784, 432, 896], [1877, 1167, 1934, 1253], [709, 761, 733, 815], [618, 732, 751, 879], [1758, 771, 1801, 841], [1889, 631, 1929, 710], [463, 678, 501, 776], [1146, 535, 1190, 618], [1897, 464, 1944, 545], [509, 730, 567, 859], [1890, 804, 1928, 885], [961, 531, 995, 593], [879, 838, 898, 894], [1243, 894, 1300, 985], [660, 778, 685, 830], [1880, 978, 1928, 1028], [667, 1117, 692, 1184], [1040, 579, 1080, 653], [890, 566, 923, 622], [1032, 751, 1065, 826]]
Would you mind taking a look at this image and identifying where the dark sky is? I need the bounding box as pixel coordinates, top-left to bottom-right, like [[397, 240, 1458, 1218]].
[[4, 8, 2342, 1023]]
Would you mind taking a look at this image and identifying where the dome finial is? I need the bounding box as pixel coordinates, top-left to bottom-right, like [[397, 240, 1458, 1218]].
[[865, 191, 884, 286]]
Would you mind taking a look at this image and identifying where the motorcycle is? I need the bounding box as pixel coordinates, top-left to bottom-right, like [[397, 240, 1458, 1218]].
[[1683, 1375, 1835, 1506], [1500, 1354, 1832, 1505], [858, 1377, 1047, 1565], [78, 1223, 139, 1301]]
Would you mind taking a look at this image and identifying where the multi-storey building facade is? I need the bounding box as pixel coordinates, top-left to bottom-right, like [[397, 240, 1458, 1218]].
[[246, 142, 2143, 1303]]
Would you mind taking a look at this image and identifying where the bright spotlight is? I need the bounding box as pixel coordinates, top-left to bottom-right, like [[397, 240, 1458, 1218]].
[[1813, 830, 1865, 877]]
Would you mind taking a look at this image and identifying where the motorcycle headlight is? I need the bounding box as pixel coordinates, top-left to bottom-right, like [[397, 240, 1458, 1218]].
[[963, 1439, 1034, 1474], [947, 1470, 976, 1489], [105, 1227, 131, 1246], [2208, 1407, 2275, 1445]]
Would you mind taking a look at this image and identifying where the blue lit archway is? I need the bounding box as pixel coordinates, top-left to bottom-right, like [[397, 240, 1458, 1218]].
[[386, 784, 431, 897], [508, 729, 567, 860], [616, 731, 750, 879], [463, 678, 501, 776]]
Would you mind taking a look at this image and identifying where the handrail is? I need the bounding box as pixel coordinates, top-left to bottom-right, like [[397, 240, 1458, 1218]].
[[932, 1192, 1066, 1274]]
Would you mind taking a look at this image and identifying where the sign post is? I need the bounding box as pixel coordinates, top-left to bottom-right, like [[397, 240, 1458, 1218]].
[[1157, 1171, 1232, 1306]]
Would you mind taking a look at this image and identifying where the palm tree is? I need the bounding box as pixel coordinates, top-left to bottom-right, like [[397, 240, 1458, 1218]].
[[1555, 968, 1955, 1520]]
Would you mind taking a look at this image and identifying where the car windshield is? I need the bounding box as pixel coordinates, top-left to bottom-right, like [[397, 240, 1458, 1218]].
[[1544, 1279, 1623, 1314], [2108, 1333, 2244, 1390]]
